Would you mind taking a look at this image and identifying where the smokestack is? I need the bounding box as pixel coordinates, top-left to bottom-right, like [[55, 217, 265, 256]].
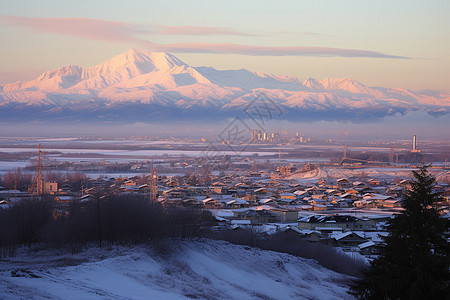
[[413, 134, 417, 151]]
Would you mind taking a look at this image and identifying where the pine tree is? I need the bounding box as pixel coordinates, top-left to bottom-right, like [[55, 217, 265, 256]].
[[350, 165, 450, 299]]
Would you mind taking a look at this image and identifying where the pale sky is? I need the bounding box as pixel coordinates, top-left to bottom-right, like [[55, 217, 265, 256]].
[[0, 0, 449, 91]]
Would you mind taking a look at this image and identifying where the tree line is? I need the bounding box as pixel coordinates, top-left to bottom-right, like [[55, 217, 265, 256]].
[[0, 168, 88, 191], [0, 194, 216, 256]]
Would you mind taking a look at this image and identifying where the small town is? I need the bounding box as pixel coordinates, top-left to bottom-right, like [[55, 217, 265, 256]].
[[1, 141, 449, 263]]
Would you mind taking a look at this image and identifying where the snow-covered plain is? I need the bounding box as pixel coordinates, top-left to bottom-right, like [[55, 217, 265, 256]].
[[0, 240, 354, 300], [286, 166, 447, 182]]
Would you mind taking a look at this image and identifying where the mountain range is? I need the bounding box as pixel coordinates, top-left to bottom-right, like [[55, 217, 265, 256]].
[[1, 48, 449, 123]]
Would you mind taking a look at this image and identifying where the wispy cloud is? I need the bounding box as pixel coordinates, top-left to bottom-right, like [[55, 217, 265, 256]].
[[145, 42, 407, 58], [0, 16, 254, 40], [154, 25, 257, 36], [0, 15, 408, 59], [0, 16, 144, 43]]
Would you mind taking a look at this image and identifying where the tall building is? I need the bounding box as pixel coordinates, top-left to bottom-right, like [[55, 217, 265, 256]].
[[412, 134, 421, 152]]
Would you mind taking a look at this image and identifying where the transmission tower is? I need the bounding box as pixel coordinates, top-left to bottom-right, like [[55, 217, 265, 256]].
[[149, 164, 158, 203], [29, 143, 44, 196]]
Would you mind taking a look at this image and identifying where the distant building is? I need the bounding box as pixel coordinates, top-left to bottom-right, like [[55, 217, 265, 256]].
[[298, 215, 377, 232], [411, 134, 421, 152], [44, 182, 58, 195]]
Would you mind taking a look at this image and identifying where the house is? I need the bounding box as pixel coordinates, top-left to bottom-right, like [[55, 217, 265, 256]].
[[383, 199, 402, 208], [248, 171, 262, 178], [330, 232, 368, 251], [259, 198, 277, 206], [359, 194, 392, 208], [279, 192, 296, 200], [358, 241, 380, 255], [235, 183, 250, 192], [298, 215, 377, 232], [254, 188, 270, 198], [278, 226, 304, 240], [311, 194, 328, 200], [325, 189, 341, 196], [341, 192, 359, 201], [241, 194, 258, 206], [181, 198, 202, 207], [44, 181, 58, 194], [0, 199, 11, 207], [163, 189, 186, 201], [302, 230, 322, 243], [386, 185, 403, 196], [54, 195, 74, 204], [124, 180, 137, 186], [210, 181, 227, 194], [232, 209, 277, 224], [278, 198, 297, 206], [267, 208, 299, 222], [80, 194, 95, 202], [335, 199, 350, 208], [353, 199, 374, 208], [312, 204, 327, 211], [337, 178, 352, 189], [353, 181, 367, 189], [368, 178, 381, 186], [203, 198, 220, 208], [294, 190, 309, 199], [226, 198, 249, 208]]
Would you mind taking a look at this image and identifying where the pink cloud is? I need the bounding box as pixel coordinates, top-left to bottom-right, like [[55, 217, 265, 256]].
[[155, 25, 256, 36], [1, 15, 407, 59], [0, 16, 144, 43], [145, 42, 407, 59]]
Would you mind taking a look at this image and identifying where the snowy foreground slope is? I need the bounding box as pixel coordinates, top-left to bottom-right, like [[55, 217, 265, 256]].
[[0, 240, 354, 300]]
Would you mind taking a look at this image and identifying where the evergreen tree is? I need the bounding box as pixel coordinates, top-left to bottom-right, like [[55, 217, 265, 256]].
[[350, 165, 450, 299]]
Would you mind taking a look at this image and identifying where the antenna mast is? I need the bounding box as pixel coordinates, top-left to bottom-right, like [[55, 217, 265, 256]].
[[29, 143, 44, 196], [149, 163, 158, 203]]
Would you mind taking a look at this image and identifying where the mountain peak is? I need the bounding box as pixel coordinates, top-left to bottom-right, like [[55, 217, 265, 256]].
[[146, 52, 186, 71], [90, 49, 187, 78]]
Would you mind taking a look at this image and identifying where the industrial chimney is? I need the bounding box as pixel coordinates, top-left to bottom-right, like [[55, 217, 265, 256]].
[[412, 134, 421, 152]]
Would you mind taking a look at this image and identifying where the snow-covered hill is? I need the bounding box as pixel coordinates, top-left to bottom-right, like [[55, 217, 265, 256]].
[[0, 240, 354, 300], [0, 48, 448, 122]]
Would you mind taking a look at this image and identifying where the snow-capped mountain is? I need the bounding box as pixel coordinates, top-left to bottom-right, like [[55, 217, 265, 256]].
[[0, 48, 448, 122]]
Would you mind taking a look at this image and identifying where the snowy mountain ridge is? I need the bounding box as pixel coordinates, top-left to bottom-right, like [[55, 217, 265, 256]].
[[0, 48, 448, 122]]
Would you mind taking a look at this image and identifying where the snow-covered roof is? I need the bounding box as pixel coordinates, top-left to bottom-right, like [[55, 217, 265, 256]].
[[332, 231, 364, 240], [202, 198, 216, 204], [294, 190, 308, 196], [315, 227, 343, 232], [231, 219, 251, 225], [280, 226, 303, 234], [362, 194, 393, 201], [226, 198, 248, 205], [337, 178, 349, 183], [279, 192, 294, 196], [358, 241, 376, 249]]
